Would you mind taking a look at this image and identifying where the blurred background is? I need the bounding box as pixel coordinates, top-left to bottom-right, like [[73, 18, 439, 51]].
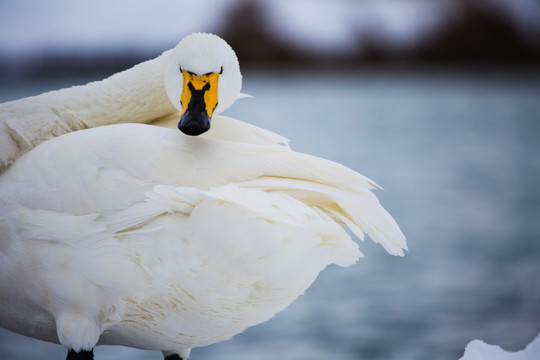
[[1, 0, 540, 359]]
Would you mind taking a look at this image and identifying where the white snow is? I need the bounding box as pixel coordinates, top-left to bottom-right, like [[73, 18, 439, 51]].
[[460, 332, 540, 360]]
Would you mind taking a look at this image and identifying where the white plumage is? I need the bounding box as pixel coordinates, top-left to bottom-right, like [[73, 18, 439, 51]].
[[0, 33, 406, 359]]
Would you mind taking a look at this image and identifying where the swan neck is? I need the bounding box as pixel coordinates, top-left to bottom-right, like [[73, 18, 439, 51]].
[[0, 50, 177, 173]]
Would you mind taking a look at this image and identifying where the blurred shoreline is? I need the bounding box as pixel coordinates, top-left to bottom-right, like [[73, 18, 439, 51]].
[[1, 0, 539, 83]]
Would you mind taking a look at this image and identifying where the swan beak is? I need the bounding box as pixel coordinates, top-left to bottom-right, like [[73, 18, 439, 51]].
[[178, 69, 220, 136]]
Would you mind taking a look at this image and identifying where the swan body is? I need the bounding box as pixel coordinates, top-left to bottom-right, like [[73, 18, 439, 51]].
[[0, 33, 406, 359]]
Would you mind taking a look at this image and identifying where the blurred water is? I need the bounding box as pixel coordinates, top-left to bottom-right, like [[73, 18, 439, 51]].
[[1, 70, 540, 360]]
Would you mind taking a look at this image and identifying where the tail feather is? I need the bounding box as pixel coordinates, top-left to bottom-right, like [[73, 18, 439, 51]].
[[239, 177, 407, 256]]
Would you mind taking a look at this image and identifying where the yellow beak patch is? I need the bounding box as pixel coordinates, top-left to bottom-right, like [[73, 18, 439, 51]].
[[180, 69, 220, 118]]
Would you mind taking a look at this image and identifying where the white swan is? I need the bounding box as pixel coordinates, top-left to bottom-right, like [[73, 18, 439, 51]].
[[0, 33, 407, 360]]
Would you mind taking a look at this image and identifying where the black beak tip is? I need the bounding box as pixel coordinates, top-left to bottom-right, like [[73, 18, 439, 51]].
[[178, 112, 211, 136]]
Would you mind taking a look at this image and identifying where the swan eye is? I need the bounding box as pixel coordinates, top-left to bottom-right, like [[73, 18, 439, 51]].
[[220, 66, 223, 74]]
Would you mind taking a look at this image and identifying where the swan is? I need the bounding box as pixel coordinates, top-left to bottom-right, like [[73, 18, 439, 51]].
[[0, 33, 407, 360]]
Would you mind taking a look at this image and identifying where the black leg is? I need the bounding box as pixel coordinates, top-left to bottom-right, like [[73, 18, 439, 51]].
[[66, 349, 94, 360], [164, 354, 183, 360]]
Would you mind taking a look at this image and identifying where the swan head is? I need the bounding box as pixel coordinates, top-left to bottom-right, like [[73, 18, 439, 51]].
[[164, 33, 242, 136]]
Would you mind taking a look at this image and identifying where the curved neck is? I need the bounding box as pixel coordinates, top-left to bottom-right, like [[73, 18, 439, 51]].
[[0, 50, 178, 172], [73, 50, 177, 126]]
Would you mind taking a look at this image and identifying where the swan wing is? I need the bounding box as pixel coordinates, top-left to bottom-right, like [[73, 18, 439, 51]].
[[2, 123, 401, 251], [92, 182, 363, 348]]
